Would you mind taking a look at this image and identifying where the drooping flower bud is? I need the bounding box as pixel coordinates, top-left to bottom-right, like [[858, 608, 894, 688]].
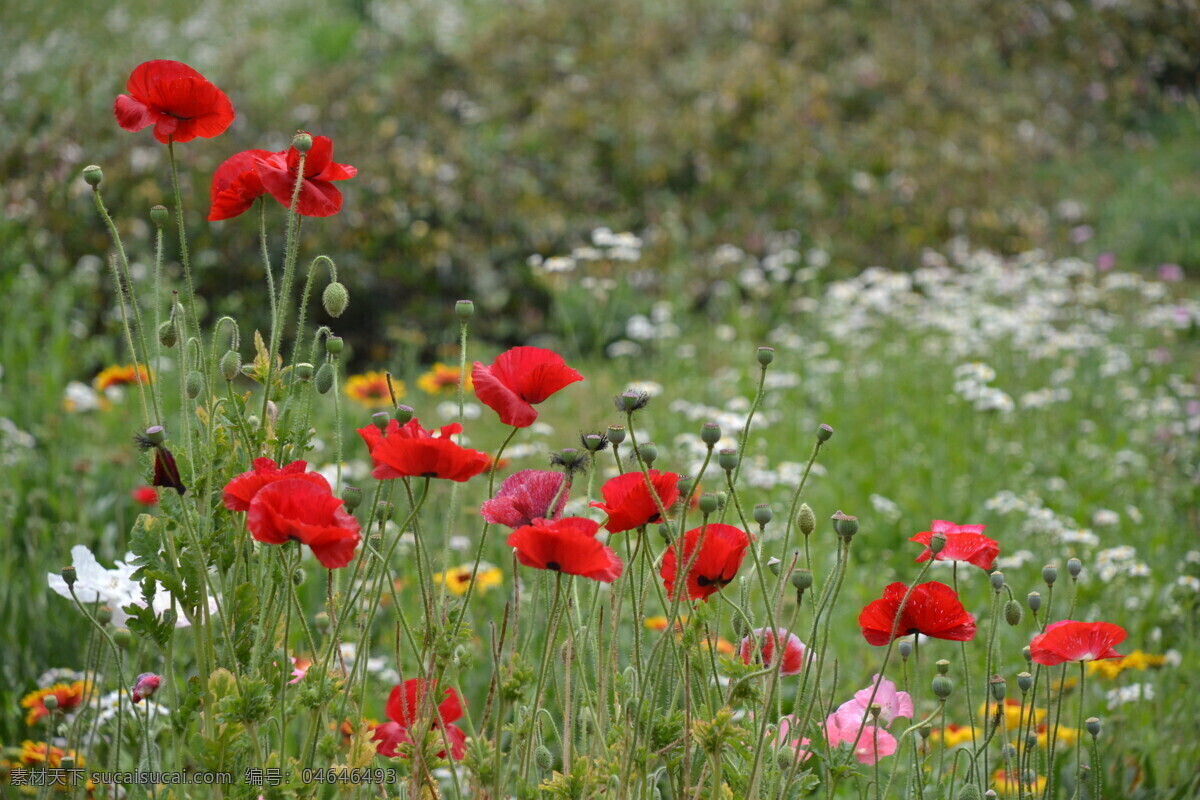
[[700, 421, 722, 446], [394, 405, 414, 424], [219, 351, 241, 382], [756, 346, 775, 366], [455, 299, 475, 319], [989, 571, 1006, 592], [831, 510, 858, 541], [958, 784, 982, 800], [295, 363, 314, 382], [1067, 558, 1082, 579], [315, 363, 334, 394], [1042, 564, 1058, 586], [158, 320, 178, 348], [1027, 591, 1042, 613], [292, 132, 313, 152], [606, 425, 626, 445], [717, 448, 738, 473], [534, 744, 553, 771], [931, 675, 954, 700], [322, 282, 349, 317], [816, 423, 834, 443], [1017, 672, 1033, 694], [798, 503, 816, 536], [341, 485, 362, 512], [131, 673, 161, 703], [82, 164, 103, 187], [185, 370, 204, 399], [753, 503, 772, 526], [637, 442, 658, 466], [1004, 600, 1023, 626], [150, 204, 169, 226]]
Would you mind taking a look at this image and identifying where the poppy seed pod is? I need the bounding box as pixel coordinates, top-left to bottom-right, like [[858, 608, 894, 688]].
[[791, 569, 813, 592], [145, 425, 166, 445], [798, 503, 816, 536], [617, 390, 649, 413], [185, 370, 204, 399], [698, 493, 719, 515], [753, 503, 772, 526], [113, 628, 134, 649], [898, 639, 913, 660], [340, 485, 362, 512], [376, 501, 395, 522], [989, 675, 1006, 702], [325, 336, 343, 356], [372, 412, 390, 431], [43, 695, 58, 711], [295, 363, 314, 382], [700, 421, 722, 446], [1017, 672, 1033, 693], [158, 320, 178, 348], [455, 299, 474, 319], [935, 659, 951, 675], [97, 605, 113, 625], [931, 675, 954, 699], [292, 132, 313, 152], [1022, 645, 1031, 664], [394, 405, 414, 424], [150, 204, 169, 226], [1086, 717, 1101, 738], [219, 351, 241, 382], [1042, 564, 1058, 585], [1004, 600, 1023, 626], [606, 425, 626, 445], [1027, 591, 1042, 612], [718, 448, 739, 473], [61, 566, 77, 588], [929, 531, 947, 554], [676, 476, 694, 497], [831, 510, 858, 541], [1067, 558, 1082, 579], [816, 423, 834, 443], [322, 281, 349, 317], [315, 363, 334, 394], [756, 346, 775, 366], [637, 442, 658, 466], [82, 164, 103, 187], [989, 571, 1006, 591]]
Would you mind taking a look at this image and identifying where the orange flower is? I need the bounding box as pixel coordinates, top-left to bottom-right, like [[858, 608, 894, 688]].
[[992, 768, 1046, 795], [93, 364, 152, 391], [344, 371, 400, 408], [417, 363, 472, 395], [20, 681, 90, 725], [19, 740, 85, 768]]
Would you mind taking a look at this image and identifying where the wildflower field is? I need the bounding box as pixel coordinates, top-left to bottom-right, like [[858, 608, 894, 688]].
[[1, 2, 1198, 799]]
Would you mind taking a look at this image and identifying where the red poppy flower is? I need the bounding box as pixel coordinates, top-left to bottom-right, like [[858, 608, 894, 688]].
[[1029, 620, 1126, 666], [591, 470, 680, 533], [472, 346, 583, 428], [113, 60, 235, 144], [131, 486, 159, 506], [208, 149, 272, 221], [909, 520, 999, 571], [223, 457, 330, 512], [507, 517, 623, 583], [858, 582, 977, 646], [372, 679, 467, 760], [481, 470, 568, 529], [660, 523, 751, 601], [246, 479, 361, 568], [738, 628, 808, 675], [255, 134, 357, 218], [362, 418, 490, 482]]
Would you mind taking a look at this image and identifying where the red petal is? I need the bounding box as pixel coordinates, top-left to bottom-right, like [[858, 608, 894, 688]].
[[113, 95, 157, 133]]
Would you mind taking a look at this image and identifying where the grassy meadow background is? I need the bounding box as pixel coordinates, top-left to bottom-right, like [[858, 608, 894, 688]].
[[1, 0, 1199, 795]]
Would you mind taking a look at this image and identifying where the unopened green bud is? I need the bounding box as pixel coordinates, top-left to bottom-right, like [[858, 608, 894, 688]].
[[1085, 717, 1101, 738], [292, 132, 313, 152], [158, 320, 178, 348], [292, 568, 306, 586], [325, 336, 343, 356], [935, 659, 951, 675], [314, 612, 330, 634], [1017, 672, 1033, 693], [315, 363, 334, 394], [638, 442, 658, 466], [1022, 646, 1031, 664], [798, 503, 816, 536], [606, 425, 626, 445], [756, 346, 775, 366], [322, 282, 349, 317], [1042, 564, 1058, 586], [989, 571, 1006, 592], [82, 164, 103, 187], [931, 675, 954, 699], [717, 448, 738, 472], [700, 422, 721, 446], [295, 362, 314, 382], [534, 744, 553, 771], [831, 510, 858, 541], [753, 503, 772, 526], [1067, 558, 1082, 579], [791, 569, 813, 592], [341, 486, 362, 512], [957, 784, 982, 800], [394, 405, 414, 424], [150, 204, 169, 226], [989, 675, 1006, 702], [219, 351, 241, 382], [185, 370, 204, 399], [699, 493, 719, 515], [816, 423, 834, 443], [1027, 591, 1042, 613], [455, 299, 475, 319], [113, 627, 134, 649], [775, 747, 796, 773], [1004, 600, 1023, 626]]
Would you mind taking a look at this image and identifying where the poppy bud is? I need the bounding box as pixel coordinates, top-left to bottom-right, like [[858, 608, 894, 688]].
[[292, 568, 306, 586], [1027, 591, 1041, 612], [295, 362, 314, 382], [754, 503, 772, 526], [455, 299, 475, 319], [676, 476, 694, 496], [637, 442, 658, 466], [315, 363, 334, 394], [292, 132, 313, 152], [62, 566, 77, 588], [756, 346, 775, 366], [376, 501, 395, 521], [791, 569, 813, 592], [935, 659, 951, 675], [1002, 743, 1018, 762], [326, 336, 344, 356], [699, 493, 719, 515], [341, 486, 362, 512], [158, 320, 178, 348], [798, 503, 816, 536], [82, 164, 103, 187], [985, 791, 998, 799], [1004, 600, 1023, 626], [700, 421, 722, 446], [322, 281, 349, 317], [931, 675, 954, 699], [131, 672, 161, 703], [389, 405, 412, 425], [816, 423, 834, 443], [1017, 672, 1033, 693], [114, 627, 134, 649], [607, 425, 626, 445], [718, 448, 738, 473], [150, 204, 169, 226], [1042, 564, 1058, 586], [219, 351, 241, 382], [831, 510, 858, 541], [1067, 558, 1082, 579], [776, 747, 795, 773], [929, 532, 947, 554], [898, 639, 913, 660], [144, 425, 166, 445], [315, 611, 330, 634], [43, 695, 58, 711], [246, 414, 260, 430], [1086, 717, 1101, 738], [97, 605, 113, 625], [1022, 646, 1031, 664], [767, 556, 782, 576], [989, 571, 1006, 592], [958, 785, 981, 800], [372, 412, 390, 431], [534, 744, 553, 771], [715, 491, 728, 510], [60, 756, 75, 771], [185, 370, 204, 399], [989, 675, 1006, 702]]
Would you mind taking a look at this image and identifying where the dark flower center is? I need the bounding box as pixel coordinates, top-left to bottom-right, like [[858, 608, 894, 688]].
[[546, 561, 561, 571]]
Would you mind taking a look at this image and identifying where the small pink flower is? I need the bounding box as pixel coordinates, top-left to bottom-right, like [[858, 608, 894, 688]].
[[131, 673, 161, 703], [480, 470, 568, 529], [1095, 252, 1116, 272], [290, 657, 312, 684], [738, 628, 808, 675], [774, 714, 814, 762], [850, 674, 914, 728], [824, 712, 897, 765], [1158, 263, 1185, 283]]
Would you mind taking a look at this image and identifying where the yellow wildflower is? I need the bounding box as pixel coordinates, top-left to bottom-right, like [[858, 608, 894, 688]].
[[344, 371, 401, 408], [417, 363, 471, 395]]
